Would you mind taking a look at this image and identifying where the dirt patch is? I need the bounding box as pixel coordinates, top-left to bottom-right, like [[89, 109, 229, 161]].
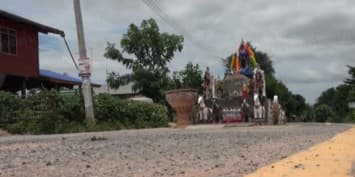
[[0, 129, 9, 136]]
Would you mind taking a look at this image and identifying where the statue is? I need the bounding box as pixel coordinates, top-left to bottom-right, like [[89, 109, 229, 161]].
[[280, 110, 286, 124], [203, 66, 212, 99], [272, 95, 281, 125], [253, 93, 263, 119], [241, 99, 251, 122], [254, 71, 263, 94], [198, 95, 212, 123], [212, 98, 222, 123], [242, 83, 249, 100]]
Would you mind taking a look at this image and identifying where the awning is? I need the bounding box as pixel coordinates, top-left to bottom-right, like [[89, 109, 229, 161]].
[[40, 69, 101, 87], [1, 70, 101, 92]]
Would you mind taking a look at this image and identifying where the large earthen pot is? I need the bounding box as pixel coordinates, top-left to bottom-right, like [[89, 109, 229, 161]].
[[165, 89, 198, 127]]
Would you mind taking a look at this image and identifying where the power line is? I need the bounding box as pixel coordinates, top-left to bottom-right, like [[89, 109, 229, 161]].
[[142, 0, 224, 59], [62, 37, 79, 70], [146, 0, 212, 52]]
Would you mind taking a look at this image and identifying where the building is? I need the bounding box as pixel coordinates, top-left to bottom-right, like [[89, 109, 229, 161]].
[[0, 9, 99, 95], [94, 83, 153, 103]]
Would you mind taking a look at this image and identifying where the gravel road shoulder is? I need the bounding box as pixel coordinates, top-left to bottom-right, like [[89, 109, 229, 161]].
[[0, 123, 351, 177]]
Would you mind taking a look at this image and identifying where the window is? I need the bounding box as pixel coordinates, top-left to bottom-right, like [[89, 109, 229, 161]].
[[0, 27, 16, 55]]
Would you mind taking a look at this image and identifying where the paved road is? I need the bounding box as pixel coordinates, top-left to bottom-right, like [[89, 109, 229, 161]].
[[0, 123, 351, 177]]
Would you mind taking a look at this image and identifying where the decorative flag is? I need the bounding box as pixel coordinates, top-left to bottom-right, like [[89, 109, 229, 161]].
[[238, 41, 249, 64], [230, 53, 236, 70], [235, 54, 240, 73], [245, 42, 257, 68]]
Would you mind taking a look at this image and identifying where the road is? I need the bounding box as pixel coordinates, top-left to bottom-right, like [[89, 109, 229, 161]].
[[0, 123, 351, 177]]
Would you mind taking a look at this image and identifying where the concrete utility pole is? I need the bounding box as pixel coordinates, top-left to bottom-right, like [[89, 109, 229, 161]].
[[73, 0, 95, 125]]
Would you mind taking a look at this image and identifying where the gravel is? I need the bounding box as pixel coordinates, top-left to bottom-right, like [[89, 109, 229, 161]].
[[0, 123, 351, 177]]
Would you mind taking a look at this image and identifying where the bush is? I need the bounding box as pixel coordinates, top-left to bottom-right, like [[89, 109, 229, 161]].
[[121, 101, 168, 128], [52, 119, 86, 133], [94, 93, 125, 122], [0, 91, 21, 123], [58, 94, 85, 122], [22, 89, 62, 112], [2, 90, 168, 134], [6, 117, 87, 135], [94, 93, 169, 128], [313, 104, 334, 122]]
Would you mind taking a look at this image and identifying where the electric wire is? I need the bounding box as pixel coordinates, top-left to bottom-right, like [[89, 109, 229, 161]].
[[63, 37, 79, 70], [142, 0, 224, 59]]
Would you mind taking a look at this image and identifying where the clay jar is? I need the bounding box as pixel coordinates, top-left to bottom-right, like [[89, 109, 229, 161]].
[[165, 89, 198, 127]]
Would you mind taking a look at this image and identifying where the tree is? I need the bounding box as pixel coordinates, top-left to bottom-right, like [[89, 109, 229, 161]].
[[313, 104, 334, 122], [315, 65, 355, 122], [106, 72, 134, 89], [221, 54, 233, 77], [316, 87, 336, 108], [291, 94, 307, 116], [171, 62, 203, 91], [302, 104, 314, 122], [254, 49, 275, 75], [344, 65, 355, 85], [104, 18, 184, 102]]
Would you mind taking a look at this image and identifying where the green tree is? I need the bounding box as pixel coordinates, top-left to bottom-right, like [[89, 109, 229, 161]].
[[221, 54, 233, 77], [332, 85, 351, 121], [316, 88, 336, 108], [104, 18, 184, 102], [313, 104, 334, 122], [302, 104, 314, 122], [254, 50, 275, 75], [291, 94, 307, 117], [344, 65, 355, 85], [315, 65, 355, 122], [317, 85, 352, 122], [171, 62, 203, 91]]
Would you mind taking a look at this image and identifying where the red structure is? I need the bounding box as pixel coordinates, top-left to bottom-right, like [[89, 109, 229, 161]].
[[0, 9, 64, 77], [0, 10, 99, 94]]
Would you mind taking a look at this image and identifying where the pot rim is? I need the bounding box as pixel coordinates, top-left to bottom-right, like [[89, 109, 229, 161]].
[[165, 88, 198, 94]]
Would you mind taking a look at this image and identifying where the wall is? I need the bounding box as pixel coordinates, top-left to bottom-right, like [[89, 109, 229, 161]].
[[0, 17, 39, 77]]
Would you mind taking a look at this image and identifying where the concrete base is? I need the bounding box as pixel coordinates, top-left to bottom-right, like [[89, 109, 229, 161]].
[[184, 122, 257, 130], [184, 124, 225, 130]]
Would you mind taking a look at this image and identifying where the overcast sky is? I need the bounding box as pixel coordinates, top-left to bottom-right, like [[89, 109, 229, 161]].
[[2, 0, 354, 103]]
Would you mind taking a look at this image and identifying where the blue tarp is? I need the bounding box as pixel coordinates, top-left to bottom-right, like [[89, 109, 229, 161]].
[[40, 69, 82, 84], [39, 69, 100, 87]]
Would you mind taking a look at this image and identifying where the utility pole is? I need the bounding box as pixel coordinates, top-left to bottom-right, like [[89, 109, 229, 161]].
[[73, 0, 95, 125]]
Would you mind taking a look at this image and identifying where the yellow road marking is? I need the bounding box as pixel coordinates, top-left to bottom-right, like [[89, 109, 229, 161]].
[[245, 126, 355, 177]]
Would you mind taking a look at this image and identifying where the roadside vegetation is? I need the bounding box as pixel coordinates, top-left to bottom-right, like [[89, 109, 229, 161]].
[[0, 90, 168, 134], [311, 65, 355, 123]]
